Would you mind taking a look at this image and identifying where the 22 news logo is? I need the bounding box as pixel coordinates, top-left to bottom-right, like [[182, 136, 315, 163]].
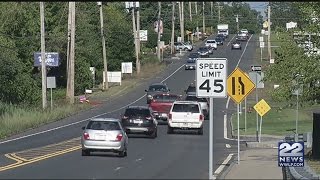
[[278, 142, 304, 167]]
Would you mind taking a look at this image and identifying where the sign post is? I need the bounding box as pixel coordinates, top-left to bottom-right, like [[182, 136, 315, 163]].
[[227, 67, 256, 164], [196, 58, 227, 180], [47, 77, 56, 109], [249, 67, 264, 142], [253, 99, 271, 142]]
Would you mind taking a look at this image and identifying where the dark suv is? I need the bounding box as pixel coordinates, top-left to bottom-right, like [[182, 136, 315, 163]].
[[145, 83, 170, 104], [121, 106, 158, 138]]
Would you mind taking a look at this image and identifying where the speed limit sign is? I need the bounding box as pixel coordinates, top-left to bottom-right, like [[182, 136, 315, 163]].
[[195, 58, 227, 98]]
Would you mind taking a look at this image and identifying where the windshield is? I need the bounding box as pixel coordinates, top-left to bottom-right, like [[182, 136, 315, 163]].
[[172, 104, 200, 113], [86, 121, 121, 131], [189, 53, 199, 58], [148, 85, 167, 91], [199, 47, 207, 51], [206, 40, 216, 43], [153, 94, 179, 102], [124, 108, 150, 117]]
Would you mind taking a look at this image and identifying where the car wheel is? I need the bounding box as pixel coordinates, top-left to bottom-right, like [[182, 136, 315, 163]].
[[82, 149, 90, 156], [198, 128, 203, 135], [119, 147, 127, 157], [150, 129, 157, 139], [167, 126, 174, 134], [184, 47, 188, 51]]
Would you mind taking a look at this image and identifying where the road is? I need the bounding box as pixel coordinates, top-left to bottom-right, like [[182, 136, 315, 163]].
[[0, 34, 257, 179]]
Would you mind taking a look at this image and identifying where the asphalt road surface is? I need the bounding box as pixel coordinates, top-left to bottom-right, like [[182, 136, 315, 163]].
[[0, 34, 257, 179]]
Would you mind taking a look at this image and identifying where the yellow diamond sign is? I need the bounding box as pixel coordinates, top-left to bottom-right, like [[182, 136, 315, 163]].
[[254, 99, 271, 117], [227, 68, 256, 104]]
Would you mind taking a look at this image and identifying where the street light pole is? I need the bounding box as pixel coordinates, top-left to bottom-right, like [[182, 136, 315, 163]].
[[295, 74, 303, 141]]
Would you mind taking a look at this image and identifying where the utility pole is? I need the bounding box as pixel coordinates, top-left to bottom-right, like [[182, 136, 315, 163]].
[[235, 14, 239, 33], [66, 2, 75, 104], [181, 2, 185, 42], [217, 2, 222, 23], [267, 3, 272, 60], [136, 3, 141, 74], [210, 2, 213, 34], [171, 2, 175, 54], [157, 2, 161, 61], [202, 2, 205, 35], [194, 2, 197, 14], [189, 2, 192, 21], [98, 2, 108, 90], [40, 2, 47, 109]]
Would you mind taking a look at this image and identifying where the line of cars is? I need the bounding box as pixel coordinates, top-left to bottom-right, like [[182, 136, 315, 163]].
[[81, 82, 209, 157]]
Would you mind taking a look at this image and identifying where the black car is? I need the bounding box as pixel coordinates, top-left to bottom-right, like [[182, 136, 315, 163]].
[[184, 82, 196, 94], [216, 34, 226, 41], [215, 37, 224, 45], [121, 106, 157, 138], [145, 83, 170, 104], [185, 53, 199, 70]]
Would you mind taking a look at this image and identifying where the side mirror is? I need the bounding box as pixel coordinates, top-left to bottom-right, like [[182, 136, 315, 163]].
[[145, 89, 148, 92], [81, 126, 85, 130]]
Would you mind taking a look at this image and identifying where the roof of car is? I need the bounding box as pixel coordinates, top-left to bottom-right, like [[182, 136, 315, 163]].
[[127, 106, 150, 110], [90, 118, 120, 122], [173, 101, 200, 104], [153, 93, 179, 96], [150, 83, 166, 86]]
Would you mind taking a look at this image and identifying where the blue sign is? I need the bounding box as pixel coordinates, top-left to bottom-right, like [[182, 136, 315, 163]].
[[278, 142, 304, 167], [34, 52, 60, 67]]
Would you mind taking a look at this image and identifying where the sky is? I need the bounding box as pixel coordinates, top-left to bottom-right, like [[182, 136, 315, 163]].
[[247, 2, 268, 19]]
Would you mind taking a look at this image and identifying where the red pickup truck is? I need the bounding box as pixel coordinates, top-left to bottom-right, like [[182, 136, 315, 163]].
[[149, 93, 181, 124]]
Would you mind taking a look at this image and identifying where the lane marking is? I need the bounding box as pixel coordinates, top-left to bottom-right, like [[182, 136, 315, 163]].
[[0, 64, 185, 145], [135, 158, 143, 162], [213, 153, 234, 179], [235, 34, 253, 68], [226, 144, 231, 148], [114, 167, 123, 171], [0, 145, 81, 172], [227, 35, 236, 46]]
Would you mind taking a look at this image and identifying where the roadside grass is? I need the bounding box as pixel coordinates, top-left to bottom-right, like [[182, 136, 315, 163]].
[[231, 32, 320, 136], [307, 159, 320, 174], [0, 59, 168, 140]]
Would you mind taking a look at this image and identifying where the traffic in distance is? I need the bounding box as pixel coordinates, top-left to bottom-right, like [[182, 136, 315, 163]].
[[80, 26, 250, 157]]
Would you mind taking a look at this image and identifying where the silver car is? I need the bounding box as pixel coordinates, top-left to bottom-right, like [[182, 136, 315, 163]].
[[185, 92, 209, 119], [81, 118, 128, 157]]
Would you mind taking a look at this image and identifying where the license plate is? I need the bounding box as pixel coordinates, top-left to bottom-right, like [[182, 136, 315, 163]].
[[94, 134, 106, 140], [134, 120, 143, 124]]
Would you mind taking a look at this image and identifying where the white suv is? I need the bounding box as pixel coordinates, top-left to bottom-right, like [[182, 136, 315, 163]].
[[167, 101, 204, 135], [205, 40, 217, 50]]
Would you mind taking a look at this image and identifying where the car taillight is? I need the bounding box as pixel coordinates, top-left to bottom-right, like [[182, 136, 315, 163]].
[[199, 115, 204, 121], [116, 134, 123, 141], [169, 113, 172, 121], [83, 132, 90, 140]]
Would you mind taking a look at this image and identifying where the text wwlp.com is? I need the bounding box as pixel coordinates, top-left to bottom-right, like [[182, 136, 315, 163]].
[[278, 162, 304, 167]]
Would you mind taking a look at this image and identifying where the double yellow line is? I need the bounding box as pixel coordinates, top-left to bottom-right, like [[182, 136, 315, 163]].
[[0, 145, 81, 172]]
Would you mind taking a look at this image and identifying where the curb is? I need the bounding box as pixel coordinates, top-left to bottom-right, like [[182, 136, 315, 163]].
[[217, 156, 236, 179]]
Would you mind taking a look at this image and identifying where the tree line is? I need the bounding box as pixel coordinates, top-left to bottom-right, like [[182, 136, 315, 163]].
[[0, 2, 261, 107]]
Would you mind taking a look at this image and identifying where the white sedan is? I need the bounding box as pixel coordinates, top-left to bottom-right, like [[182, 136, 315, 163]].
[[231, 41, 242, 50]]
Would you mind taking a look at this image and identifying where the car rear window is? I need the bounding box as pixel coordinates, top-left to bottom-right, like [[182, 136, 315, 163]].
[[172, 103, 200, 113], [87, 121, 121, 130], [185, 96, 208, 102], [206, 40, 215, 43], [125, 108, 150, 116], [148, 85, 167, 91], [153, 94, 179, 102]]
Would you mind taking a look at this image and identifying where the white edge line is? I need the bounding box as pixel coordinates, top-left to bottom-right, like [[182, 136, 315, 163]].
[[0, 64, 185, 145], [227, 35, 236, 46], [213, 153, 234, 178], [224, 34, 253, 141], [224, 114, 227, 139], [235, 34, 253, 68]]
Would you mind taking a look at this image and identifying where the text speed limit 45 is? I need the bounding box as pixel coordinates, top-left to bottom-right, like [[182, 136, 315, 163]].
[[196, 58, 227, 98]]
